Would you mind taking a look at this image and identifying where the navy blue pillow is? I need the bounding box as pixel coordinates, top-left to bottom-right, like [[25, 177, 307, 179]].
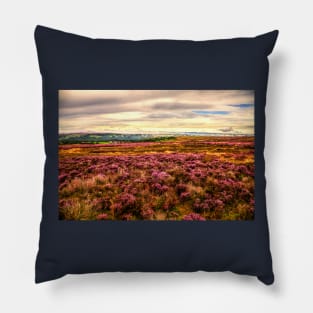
[[35, 25, 278, 284]]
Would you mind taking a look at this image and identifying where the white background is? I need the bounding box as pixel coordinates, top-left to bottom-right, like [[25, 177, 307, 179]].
[[1, 1, 312, 312]]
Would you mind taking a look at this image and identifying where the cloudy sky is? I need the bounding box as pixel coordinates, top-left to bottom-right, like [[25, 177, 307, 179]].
[[59, 90, 254, 135]]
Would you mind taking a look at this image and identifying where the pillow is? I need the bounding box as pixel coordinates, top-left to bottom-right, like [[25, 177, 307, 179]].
[[34, 25, 278, 285]]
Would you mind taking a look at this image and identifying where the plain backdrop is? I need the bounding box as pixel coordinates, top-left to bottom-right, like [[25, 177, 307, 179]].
[[1, 1, 312, 312]]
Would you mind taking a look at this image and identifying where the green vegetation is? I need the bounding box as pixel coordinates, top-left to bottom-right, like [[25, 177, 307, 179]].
[[59, 133, 176, 144]]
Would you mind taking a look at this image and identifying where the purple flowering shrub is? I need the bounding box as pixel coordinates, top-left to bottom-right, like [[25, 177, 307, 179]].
[[183, 213, 206, 221], [58, 136, 255, 220]]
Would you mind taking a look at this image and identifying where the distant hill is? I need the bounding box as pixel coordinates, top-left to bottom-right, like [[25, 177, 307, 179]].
[[59, 132, 253, 144], [58, 133, 176, 144]]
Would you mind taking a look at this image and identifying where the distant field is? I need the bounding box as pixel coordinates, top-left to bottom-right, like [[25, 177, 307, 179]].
[[58, 136, 255, 221]]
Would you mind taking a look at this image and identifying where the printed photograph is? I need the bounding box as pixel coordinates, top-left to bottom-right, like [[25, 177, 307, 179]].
[[59, 90, 255, 221]]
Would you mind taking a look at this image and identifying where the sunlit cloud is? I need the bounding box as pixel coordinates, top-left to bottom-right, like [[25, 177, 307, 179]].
[[219, 126, 234, 133]]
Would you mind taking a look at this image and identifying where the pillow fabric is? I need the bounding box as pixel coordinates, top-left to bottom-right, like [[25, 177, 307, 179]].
[[34, 25, 278, 284]]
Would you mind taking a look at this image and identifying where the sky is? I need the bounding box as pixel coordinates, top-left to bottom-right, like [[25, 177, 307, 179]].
[[59, 90, 254, 135]]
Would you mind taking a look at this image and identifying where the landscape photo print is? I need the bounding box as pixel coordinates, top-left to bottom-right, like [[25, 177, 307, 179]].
[[58, 90, 255, 221]]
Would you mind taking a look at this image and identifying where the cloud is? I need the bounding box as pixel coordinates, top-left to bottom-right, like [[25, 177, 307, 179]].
[[146, 112, 197, 119], [219, 126, 234, 133], [152, 102, 212, 110], [59, 90, 254, 134]]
